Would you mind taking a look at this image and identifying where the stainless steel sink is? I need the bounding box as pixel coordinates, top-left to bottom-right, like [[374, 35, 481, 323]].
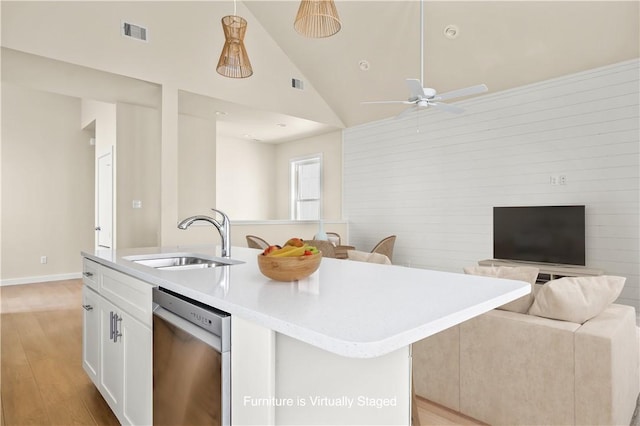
[[124, 253, 243, 271]]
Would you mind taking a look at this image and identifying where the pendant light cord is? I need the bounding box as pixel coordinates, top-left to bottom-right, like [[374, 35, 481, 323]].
[[233, 0, 237, 16]]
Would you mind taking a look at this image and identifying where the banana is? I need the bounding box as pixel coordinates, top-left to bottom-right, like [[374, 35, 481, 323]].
[[270, 245, 308, 257], [267, 246, 304, 257], [264, 240, 320, 257]]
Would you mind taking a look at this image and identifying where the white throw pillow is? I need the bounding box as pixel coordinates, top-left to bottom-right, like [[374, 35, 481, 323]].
[[463, 265, 538, 313], [528, 275, 625, 324]]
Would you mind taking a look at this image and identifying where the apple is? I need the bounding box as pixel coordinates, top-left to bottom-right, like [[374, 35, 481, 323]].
[[284, 237, 304, 247], [262, 245, 281, 255]]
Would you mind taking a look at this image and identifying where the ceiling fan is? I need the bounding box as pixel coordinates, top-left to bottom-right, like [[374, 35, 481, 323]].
[[362, 0, 488, 117], [363, 80, 488, 117]]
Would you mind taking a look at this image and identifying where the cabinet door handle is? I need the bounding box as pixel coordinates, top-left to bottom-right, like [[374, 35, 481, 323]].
[[83, 271, 94, 278], [113, 314, 122, 342], [82, 304, 93, 311], [109, 311, 114, 341]]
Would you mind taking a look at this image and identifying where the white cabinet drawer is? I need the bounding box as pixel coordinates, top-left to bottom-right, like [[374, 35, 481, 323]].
[[100, 266, 153, 326], [82, 259, 100, 291]]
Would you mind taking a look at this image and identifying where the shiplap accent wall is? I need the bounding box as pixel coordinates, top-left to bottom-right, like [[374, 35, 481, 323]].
[[344, 59, 639, 309]]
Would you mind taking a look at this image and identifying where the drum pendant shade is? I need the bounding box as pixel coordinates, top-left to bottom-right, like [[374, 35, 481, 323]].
[[294, 0, 341, 38]]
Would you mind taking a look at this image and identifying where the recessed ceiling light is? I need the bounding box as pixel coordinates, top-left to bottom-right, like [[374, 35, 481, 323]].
[[215, 111, 227, 116], [444, 25, 459, 40], [358, 59, 370, 71], [276, 123, 287, 127]]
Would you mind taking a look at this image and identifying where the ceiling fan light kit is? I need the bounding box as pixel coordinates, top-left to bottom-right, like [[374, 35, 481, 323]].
[[294, 0, 341, 38], [216, 15, 253, 79]]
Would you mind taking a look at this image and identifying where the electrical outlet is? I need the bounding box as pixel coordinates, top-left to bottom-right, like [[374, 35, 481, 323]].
[[559, 175, 567, 185], [40, 256, 47, 264], [550, 176, 558, 185]]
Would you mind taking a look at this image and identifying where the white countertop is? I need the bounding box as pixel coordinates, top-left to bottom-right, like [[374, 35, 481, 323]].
[[82, 245, 529, 359]]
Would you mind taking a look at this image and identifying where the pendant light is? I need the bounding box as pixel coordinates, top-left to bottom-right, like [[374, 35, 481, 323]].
[[294, 0, 341, 38], [216, 0, 253, 78]]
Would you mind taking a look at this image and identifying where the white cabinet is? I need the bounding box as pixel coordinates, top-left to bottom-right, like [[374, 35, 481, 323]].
[[121, 309, 152, 425], [82, 285, 101, 384], [99, 296, 124, 414], [81, 258, 152, 426]]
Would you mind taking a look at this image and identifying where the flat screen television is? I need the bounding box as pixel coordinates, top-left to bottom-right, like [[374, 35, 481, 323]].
[[493, 205, 585, 266]]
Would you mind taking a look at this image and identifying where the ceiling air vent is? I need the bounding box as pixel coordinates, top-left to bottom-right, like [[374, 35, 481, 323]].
[[291, 78, 304, 90], [122, 21, 148, 42]]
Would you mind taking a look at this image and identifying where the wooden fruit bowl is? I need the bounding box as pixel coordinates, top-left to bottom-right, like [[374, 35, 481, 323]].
[[257, 252, 322, 281]]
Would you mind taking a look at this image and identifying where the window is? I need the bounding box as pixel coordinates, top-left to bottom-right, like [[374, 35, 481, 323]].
[[290, 155, 322, 220]]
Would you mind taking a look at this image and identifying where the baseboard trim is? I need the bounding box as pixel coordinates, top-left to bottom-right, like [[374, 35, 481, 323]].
[[0, 272, 82, 286]]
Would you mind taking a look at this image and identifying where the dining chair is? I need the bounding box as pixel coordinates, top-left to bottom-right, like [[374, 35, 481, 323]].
[[326, 232, 341, 246], [304, 240, 336, 258], [370, 235, 396, 263], [246, 235, 269, 250]]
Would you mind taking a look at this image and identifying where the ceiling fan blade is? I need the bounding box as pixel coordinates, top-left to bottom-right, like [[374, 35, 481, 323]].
[[395, 105, 420, 120], [430, 102, 465, 114], [362, 100, 413, 105], [436, 84, 488, 101], [406, 79, 426, 99]]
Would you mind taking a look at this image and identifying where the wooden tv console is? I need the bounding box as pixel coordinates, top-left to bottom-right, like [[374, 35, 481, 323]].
[[478, 259, 604, 283]]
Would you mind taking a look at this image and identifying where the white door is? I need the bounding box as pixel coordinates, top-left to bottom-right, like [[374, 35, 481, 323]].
[[97, 151, 113, 248]]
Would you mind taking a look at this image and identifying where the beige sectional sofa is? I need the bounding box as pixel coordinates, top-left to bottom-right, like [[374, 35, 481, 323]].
[[413, 270, 640, 426]]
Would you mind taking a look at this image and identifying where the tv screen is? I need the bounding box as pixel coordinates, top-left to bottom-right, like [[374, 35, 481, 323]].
[[493, 205, 585, 266]]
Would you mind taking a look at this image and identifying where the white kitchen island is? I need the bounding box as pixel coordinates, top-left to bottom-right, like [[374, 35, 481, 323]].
[[82, 245, 529, 425]]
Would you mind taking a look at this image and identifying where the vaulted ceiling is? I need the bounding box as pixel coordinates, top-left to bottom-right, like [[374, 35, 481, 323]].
[[245, 0, 639, 127], [2, 1, 638, 142]]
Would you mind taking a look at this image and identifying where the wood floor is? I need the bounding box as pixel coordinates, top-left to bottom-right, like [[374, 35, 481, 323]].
[[1, 280, 118, 425], [1, 279, 481, 426]]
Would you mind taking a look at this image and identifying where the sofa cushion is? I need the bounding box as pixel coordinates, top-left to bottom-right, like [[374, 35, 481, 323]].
[[528, 275, 625, 324], [463, 265, 538, 313]]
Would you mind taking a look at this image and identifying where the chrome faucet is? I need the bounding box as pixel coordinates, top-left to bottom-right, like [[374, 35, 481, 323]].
[[178, 208, 231, 258]]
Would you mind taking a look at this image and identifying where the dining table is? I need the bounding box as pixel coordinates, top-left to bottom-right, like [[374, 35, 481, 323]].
[[334, 245, 356, 259]]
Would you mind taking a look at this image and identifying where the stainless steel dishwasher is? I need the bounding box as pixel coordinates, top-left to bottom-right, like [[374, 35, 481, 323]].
[[152, 287, 231, 426]]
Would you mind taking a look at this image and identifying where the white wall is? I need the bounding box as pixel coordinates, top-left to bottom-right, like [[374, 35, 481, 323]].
[[275, 131, 343, 220], [216, 130, 343, 222], [1, 84, 94, 283], [81, 99, 116, 157], [81, 99, 117, 249], [178, 113, 217, 219], [217, 136, 276, 220], [116, 103, 161, 249], [344, 59, 639, 309]]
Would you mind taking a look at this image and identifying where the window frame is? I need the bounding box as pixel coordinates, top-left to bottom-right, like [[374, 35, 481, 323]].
[[290, 154, 323, 221]]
